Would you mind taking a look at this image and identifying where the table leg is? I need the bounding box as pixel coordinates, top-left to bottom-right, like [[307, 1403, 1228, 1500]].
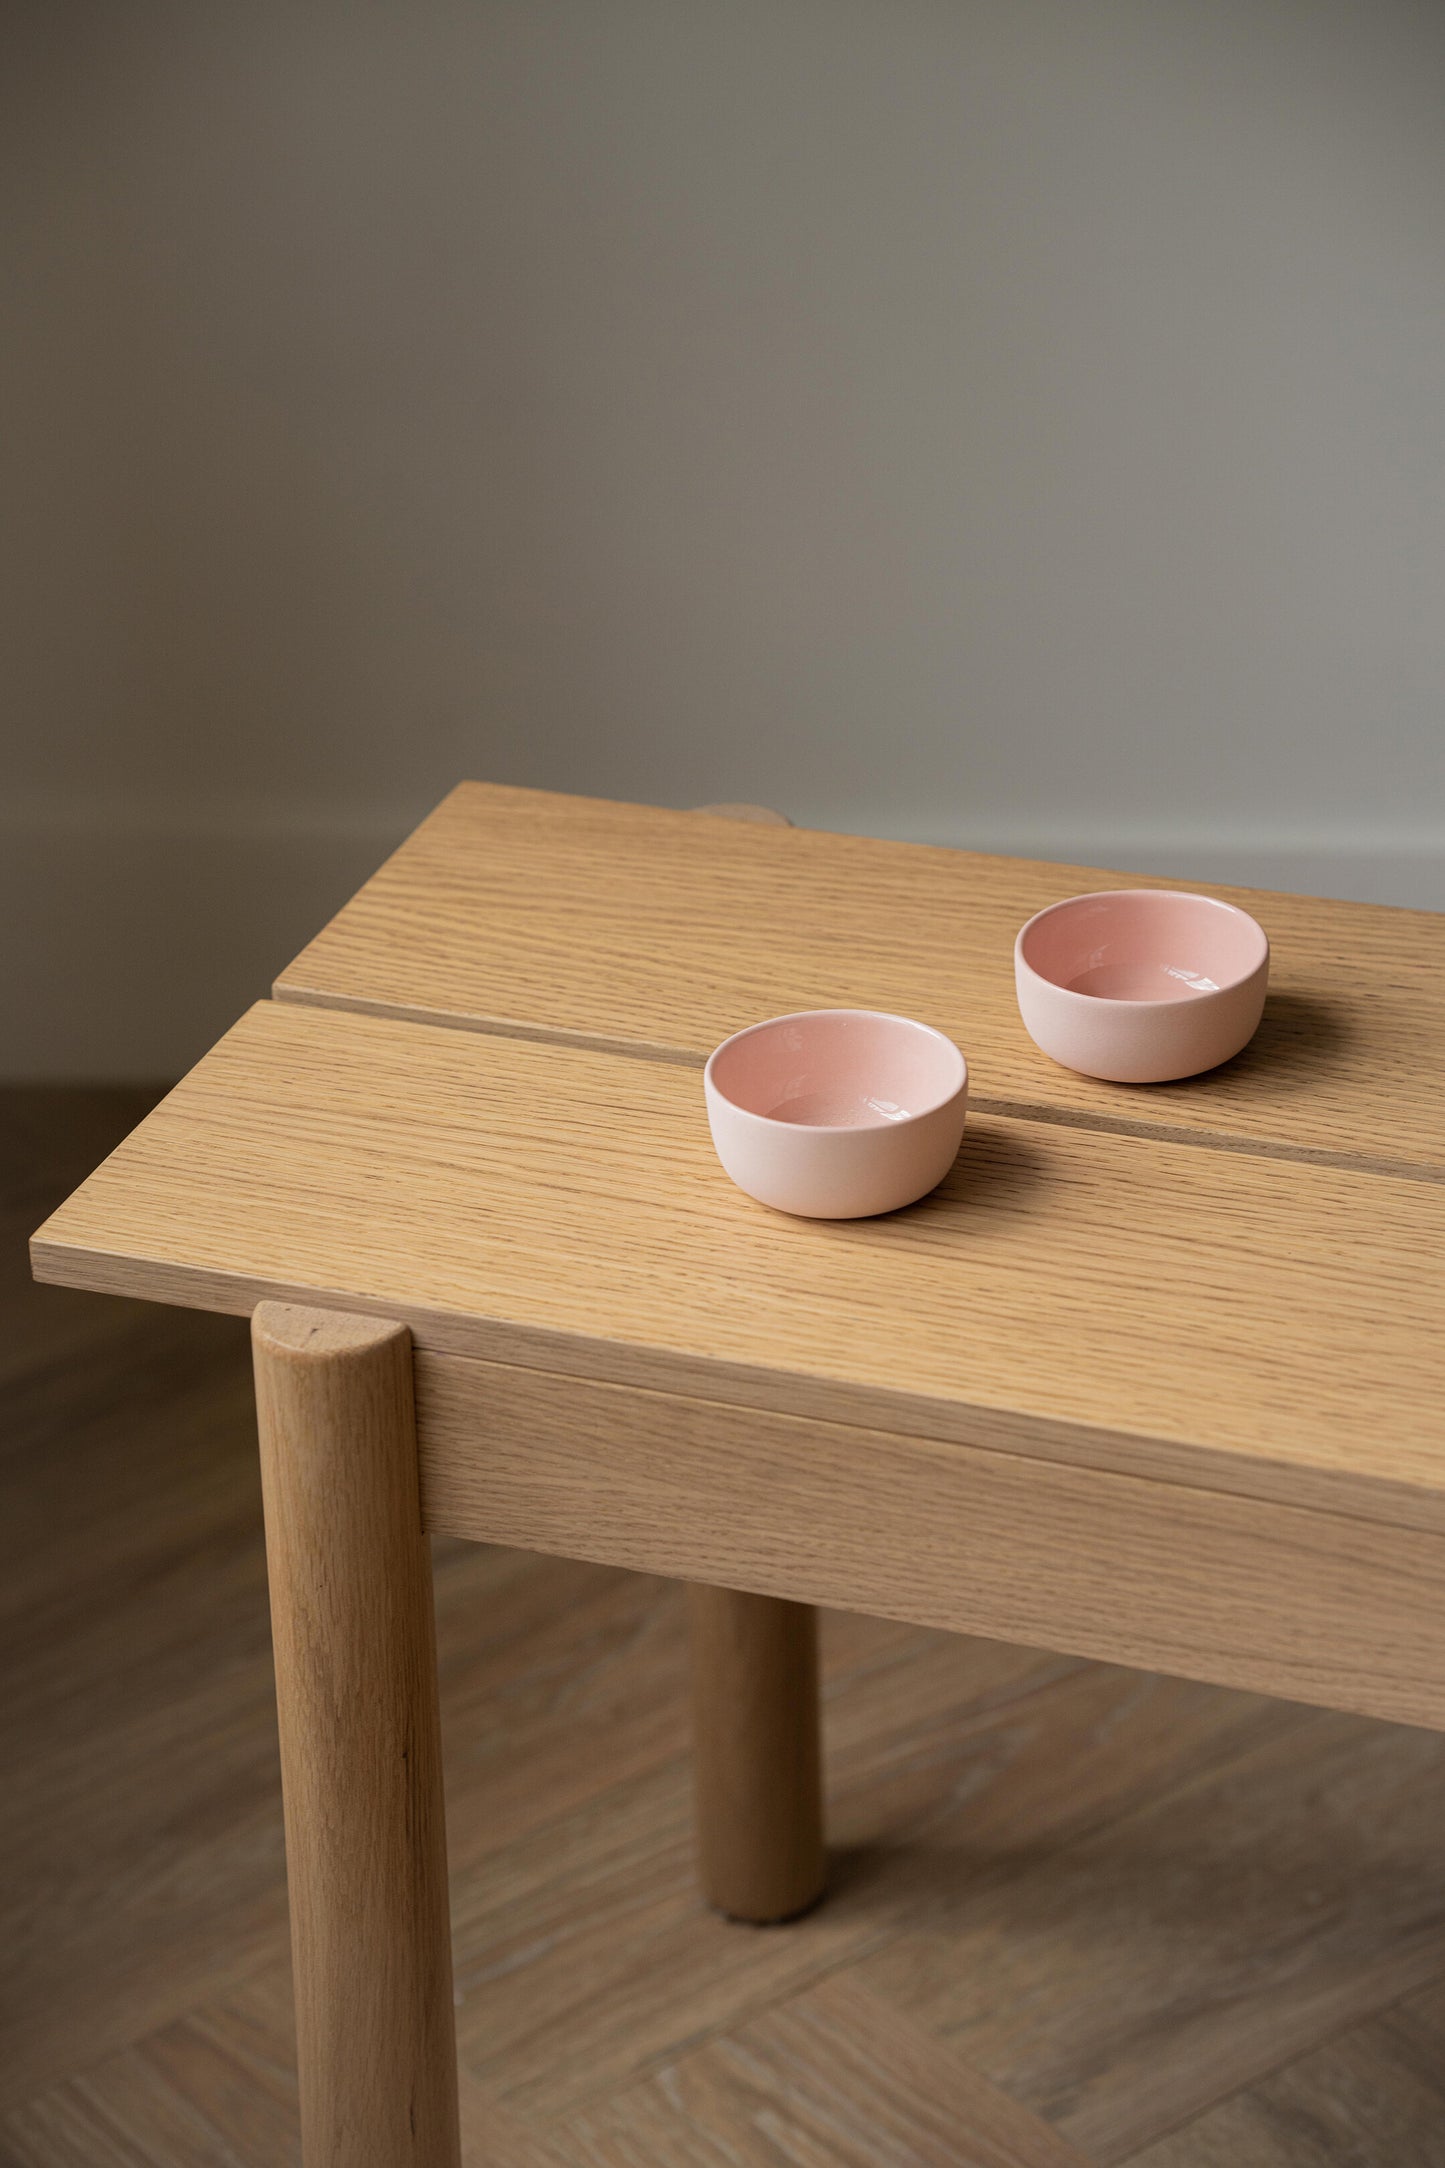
[[252, 1302, 461, 2168], [687, 1584, 825, 1922]]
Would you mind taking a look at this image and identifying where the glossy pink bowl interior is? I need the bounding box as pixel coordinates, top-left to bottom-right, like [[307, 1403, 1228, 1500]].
[[707, 1009, 963, 1128], [1014, 889, 1270, 1083], [1018, 890, 1267, 1003], [704, 1010, 968, 1217]]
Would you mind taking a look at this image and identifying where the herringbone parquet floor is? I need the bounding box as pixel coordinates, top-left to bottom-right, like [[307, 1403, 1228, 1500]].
[[6, 1089, 1445, 2167]]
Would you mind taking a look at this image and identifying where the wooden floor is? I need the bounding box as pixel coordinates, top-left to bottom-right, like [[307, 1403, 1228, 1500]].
[[7, 1090, 1445, 2167]]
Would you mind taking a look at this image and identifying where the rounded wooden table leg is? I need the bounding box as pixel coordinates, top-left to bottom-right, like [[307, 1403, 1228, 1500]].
[[687, 1583, 825, 1923], [252, 1302, 461, 2168]]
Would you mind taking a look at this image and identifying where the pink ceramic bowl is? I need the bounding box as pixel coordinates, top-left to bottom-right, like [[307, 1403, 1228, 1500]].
[[1015, 890, 1269, 1083], [704, 1010, 968, 1218]]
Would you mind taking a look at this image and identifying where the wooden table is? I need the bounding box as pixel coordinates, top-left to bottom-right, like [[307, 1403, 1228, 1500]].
[[31, 783, 1445, 2166]]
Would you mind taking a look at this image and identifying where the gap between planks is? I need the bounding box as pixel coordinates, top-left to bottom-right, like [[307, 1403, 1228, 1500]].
[[267, 987, 1442, 1186]]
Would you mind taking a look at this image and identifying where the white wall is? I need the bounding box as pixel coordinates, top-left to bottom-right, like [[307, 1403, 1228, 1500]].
[[3, 0, 1442, 1077]]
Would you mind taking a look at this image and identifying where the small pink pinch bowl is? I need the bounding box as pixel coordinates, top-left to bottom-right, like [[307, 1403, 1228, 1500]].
[[704, 1009, 968, 1218], [1015, 889, 1269, 1084]]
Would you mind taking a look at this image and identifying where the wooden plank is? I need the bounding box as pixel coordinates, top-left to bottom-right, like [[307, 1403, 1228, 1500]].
[[273, 782, 1445, 1180], [0, 1974, 304, 2168], [444, 1664, 1299, 2126], [8, 1647, 1280, 2161], [555, 1975, 1092, 2167], [1124, 1974, 1445, 2166], [415, 1354, 1445, 1733], [859, 1713, 1445, 2163], [30, 999, 1445, 1533], [0, 1968, 558, 2168], [26, 1115, 1445, 2166], [0, 1296, 290, 2114]]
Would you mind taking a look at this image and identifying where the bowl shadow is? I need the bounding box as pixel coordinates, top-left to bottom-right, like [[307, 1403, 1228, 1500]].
[[798, 1117, 1047, 1241], [1105, 988, 1354, 1096]]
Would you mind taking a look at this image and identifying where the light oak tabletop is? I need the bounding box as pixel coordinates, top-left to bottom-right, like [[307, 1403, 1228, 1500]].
[[29, 784, 1445, 2168], [276, 783, 1445, 1181], [31, 784, 1445, 1538], [32, 1005, 1444, 1537]]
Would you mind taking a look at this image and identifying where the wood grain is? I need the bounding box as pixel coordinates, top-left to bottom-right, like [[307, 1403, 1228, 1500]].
[[439, 1663, 1297, 2128], [556, 1975, 1093, 2167], [0, 1289, 285, 2112], [1124, 1974, 1445, 2166], [12, 1115, 1445, 2168], [444, 1753, 872, 2124], [2, 1973, 305, 2168], [687, 1586, 824, 1923], [31, 998, 1445, 1534], [273, 781, 1445, 1179], [417, 1354, 1445, 1732], [860, 1711, 1445, 2162], [1, 1966, 559, 2168], [252, 1303, 460, 2168]]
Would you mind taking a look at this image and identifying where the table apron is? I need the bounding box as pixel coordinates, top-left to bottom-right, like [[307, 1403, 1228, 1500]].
[[415, 1350, 1445, 1734]]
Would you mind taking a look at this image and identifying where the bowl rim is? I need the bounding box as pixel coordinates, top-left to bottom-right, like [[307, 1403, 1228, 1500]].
[[1015, 889, 1269, 1010], [704, 1007, 968, 1133]]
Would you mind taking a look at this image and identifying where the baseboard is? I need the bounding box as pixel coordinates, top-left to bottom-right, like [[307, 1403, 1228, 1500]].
[[2, 805, 1438, 1082]]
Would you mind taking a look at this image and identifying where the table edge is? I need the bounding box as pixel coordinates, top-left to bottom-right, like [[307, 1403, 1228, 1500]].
[[31, 1225, 1445, 1542]]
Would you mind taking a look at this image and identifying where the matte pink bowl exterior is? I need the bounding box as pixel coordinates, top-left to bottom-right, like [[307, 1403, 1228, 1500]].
[[704, 1010, 968, 1218], [1014, 890, 1269, 1084]]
